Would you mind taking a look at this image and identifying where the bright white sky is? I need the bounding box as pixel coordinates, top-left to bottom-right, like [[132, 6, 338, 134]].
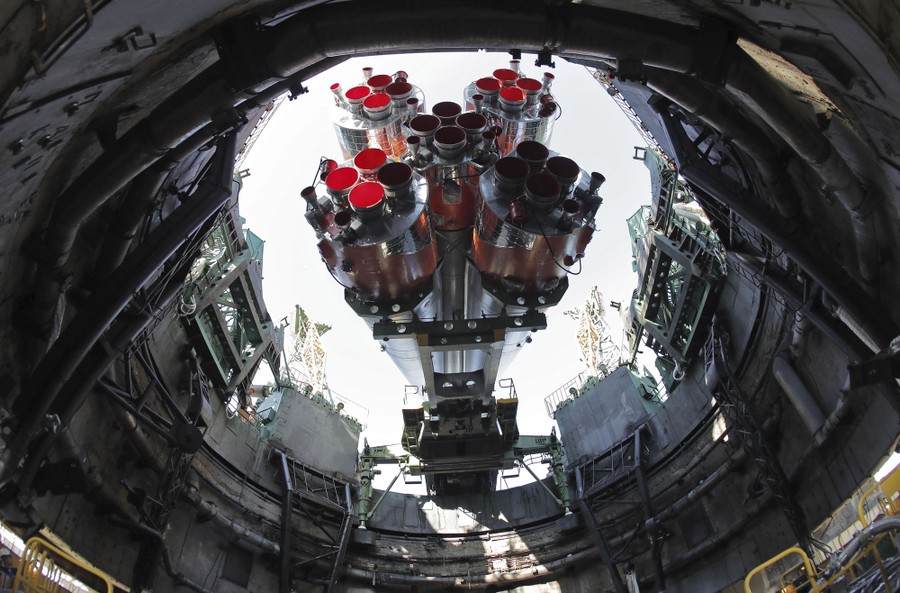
[[238, 51, 650, 447]]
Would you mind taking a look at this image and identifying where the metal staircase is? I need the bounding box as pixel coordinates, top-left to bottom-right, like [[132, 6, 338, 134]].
[[277, 451, 354, 591]]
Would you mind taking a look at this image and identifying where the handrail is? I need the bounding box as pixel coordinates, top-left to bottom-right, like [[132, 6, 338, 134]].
[[858, 463, 900, 526], [858, 480, 884, 526], [543, 370, 588, 418], [746, 514, 900, 593], [13, 536, 113, 593], [743, 547, 820, 593]]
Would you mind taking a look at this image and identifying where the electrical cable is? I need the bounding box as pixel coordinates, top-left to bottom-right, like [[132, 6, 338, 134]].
[[531, 205, 584, 276]]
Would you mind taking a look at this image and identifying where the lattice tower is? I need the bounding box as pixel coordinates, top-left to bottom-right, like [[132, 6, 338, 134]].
[[565, 287, 622, 377], [284, 305, 330, 391]]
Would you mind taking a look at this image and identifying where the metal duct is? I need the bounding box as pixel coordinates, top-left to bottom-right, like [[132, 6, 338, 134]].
[[724, 49, 882, 285], [658, 108, 896, 353], [772, 354, 826, 440], [5, 134, 239, 482], [265, 4, 707, 80], [643, 66, 800, 219], [27, 58, 344, 337]]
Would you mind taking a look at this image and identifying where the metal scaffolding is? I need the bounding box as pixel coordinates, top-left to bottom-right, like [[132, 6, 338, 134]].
[[565, 286, 622, 378], [624, 148, 726, 383]]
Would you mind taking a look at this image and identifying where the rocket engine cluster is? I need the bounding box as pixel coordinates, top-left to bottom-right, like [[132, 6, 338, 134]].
[[301, 63, 605, 490]]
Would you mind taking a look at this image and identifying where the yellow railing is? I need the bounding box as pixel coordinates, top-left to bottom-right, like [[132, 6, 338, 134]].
[[746, 463, 900, 593], [744, 547, 822, 593], [854, 463, 900, 593], [12, 536, 113, 593], [858, 463, 900, 526]]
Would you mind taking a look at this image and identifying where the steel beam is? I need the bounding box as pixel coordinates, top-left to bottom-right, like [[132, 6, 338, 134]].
[[576, 468, 628, 593], [634, 426, 666, 591], [279, 451, 293, 593]]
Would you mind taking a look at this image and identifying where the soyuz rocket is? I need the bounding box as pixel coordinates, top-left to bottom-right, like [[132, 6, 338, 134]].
[[301, 62, 605, 492]]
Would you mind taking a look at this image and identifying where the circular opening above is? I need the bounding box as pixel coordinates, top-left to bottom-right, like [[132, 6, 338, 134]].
[[325, 167, 359, 192], [455, 112, 488, 132], [516, 140, 549, 163], [494, 157, 530, 182], [516, 77, 543, 92], [385, 81, 412, 97], [434, 126, 467, 146], [493, 68, 519, 83], [500, 87, 527, 102], [345, 86, 370, 102], [354, 148, 387, 172], [409, 114, 441, 134], [547, 156, 581, 181], [363, 92, 391, 109], [526, 173, 561, 201], [329, 82, 341, 91], [475, 77, 501, 93], [349, 181, 385, 209], [377, 162, 413, 187], [366, 74, 393, 90], [432, 101, 462, 119], [406, 135, 420, 145]]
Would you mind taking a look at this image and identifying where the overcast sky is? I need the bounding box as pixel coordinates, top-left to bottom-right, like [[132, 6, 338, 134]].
[[238, 51, 651, 448]]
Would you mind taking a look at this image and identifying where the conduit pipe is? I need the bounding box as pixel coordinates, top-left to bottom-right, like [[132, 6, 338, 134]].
[[116, 415, 290, 561], [347, 435, 761, 590], [182, 483, 280, 555], [671, 139, 895, 354], [633, 426, 666, 590], [818, 392, 851, 444], [643, 66, 800, 219], [90, 129, 216, 282], [90, 163, 174, 282], [653, 72, 895, 353], [656, 448, 748, 522], [29, 65, 236, 335], [112, 406, 167, 474], [822, 516, 900, 581], [344, 544, 595, 589], [107, 516, 216, 593], [729, 252, 871, 361], [828, 302, 882, 355], [15, 306, 153, 493], [724, 50, 881, 285], [5, 135, 238, 484], [266, 3, 713, 81], [791, 313, 812, 358], [55, 426, 144, 525], [663, 490, 776, 575], [278, 451, 293, 593], [772, 355, 827, 444], [28, 57, 344, 336]]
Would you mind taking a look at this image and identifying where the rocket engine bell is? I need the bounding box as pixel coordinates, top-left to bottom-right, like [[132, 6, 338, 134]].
[[473, 143, 602, 294], [331, 68, 427, 160], [304, 148, 437, 304], [301, 62, 604, 494], [464, 65, 559, 157]]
